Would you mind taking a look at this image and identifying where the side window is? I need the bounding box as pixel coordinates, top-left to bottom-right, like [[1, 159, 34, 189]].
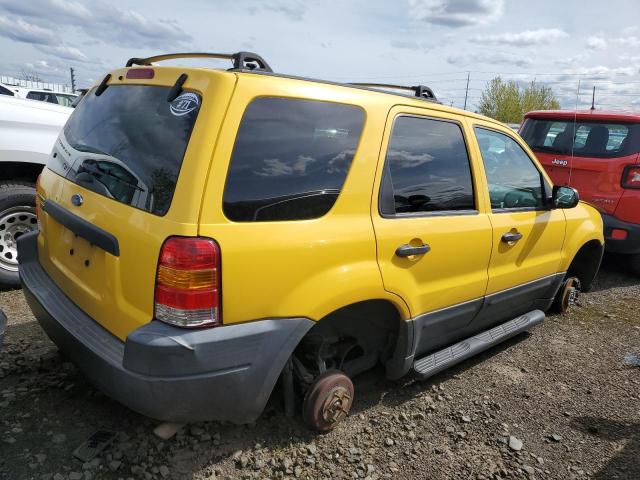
[[475, 127, 545, 210], [0, 86, 13, 96], [223, 97, 365, 222], [380, 116, 475, 215], [27, 91, 57, 103]]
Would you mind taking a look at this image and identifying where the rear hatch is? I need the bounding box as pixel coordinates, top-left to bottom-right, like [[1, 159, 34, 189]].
[[520, 116, 640, 215], [36, 68, 236, 340]]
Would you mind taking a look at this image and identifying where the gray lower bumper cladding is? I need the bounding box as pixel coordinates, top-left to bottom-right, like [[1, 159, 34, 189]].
[[17, 231, 313, 423]]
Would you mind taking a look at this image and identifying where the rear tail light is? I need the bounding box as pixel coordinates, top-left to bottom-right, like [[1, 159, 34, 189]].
[[154, 237, 221, 328], [610, 228, 628, 240], [622, 165, 640, 189]]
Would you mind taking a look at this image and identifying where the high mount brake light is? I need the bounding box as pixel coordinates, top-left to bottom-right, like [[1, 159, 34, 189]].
[[154, 237, 221, 328], [126, 68, 154, 79], [622, 165, 640, 189]]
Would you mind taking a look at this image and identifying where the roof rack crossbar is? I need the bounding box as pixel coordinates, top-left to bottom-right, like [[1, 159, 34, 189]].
[[348, 83, 438, 102], [125, 51, 273, 72]]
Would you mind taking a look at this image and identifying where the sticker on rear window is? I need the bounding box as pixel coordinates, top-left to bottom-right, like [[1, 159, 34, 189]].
[[170, 92, 199, 116]]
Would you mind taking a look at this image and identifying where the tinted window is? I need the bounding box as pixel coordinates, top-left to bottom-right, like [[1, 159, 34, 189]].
[[223, 97, 364, 222], [521, 118, 634, 158], [55, 93, 76, 107], [380, 116, 474, 215], [0, 86, 13, 96], [475, 127, 545, 210], [27, 91, 57, 103], [48, 85, 200, 216]]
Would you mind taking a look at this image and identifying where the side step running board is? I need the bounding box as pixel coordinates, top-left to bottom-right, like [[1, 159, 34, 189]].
[[412, 310, 545, 379]]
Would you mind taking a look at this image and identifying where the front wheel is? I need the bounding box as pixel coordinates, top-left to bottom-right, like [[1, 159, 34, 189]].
[[0, 181, 38, 287]]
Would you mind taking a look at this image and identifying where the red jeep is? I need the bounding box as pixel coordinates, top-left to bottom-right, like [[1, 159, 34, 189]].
[[520, 110, 640, 273]]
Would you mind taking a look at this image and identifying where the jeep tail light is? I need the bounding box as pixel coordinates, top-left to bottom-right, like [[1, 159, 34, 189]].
[[622, 165, 640, 189], [154, 237, 221, 328]]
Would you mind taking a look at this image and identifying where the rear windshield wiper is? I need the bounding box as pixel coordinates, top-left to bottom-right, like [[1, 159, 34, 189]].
[[79, 162, 144, 191]]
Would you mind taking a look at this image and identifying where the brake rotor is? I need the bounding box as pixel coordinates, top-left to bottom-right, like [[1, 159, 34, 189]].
[[558, 276, 581, 313], [302, 370, 354, 432]]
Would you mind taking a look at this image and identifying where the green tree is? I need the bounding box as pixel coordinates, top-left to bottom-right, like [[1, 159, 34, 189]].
[[478, 76, 560, 123]]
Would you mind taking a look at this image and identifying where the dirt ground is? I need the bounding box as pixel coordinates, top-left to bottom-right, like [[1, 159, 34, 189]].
[[1, 254, 639, 480]]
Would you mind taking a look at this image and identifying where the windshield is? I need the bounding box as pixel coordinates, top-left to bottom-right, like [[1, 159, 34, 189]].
[[48, 84, 201, 216], [521, 118, 638, 158]]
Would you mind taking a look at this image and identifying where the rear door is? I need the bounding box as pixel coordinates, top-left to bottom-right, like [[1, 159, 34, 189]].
[[521, 118, 638, 215], [37, 69, 237, 340], [371, 107, 493, 355], [472, 122, 566, 323]]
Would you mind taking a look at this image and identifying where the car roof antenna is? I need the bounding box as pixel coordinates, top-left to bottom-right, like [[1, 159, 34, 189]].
[[568, 78, 581, 188]]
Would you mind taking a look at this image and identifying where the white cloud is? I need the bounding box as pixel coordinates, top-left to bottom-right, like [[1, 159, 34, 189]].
[[0, 15, 59, 45], [471, 28, 568, 47], [554, 53, 588, 66], [613, 35, 640, 48], [409, 0, 504, 27], [0, 0, 192, 48], [586, 36, 607, 50], [447, 51, 532, 68], [39, 45, 87, 61]]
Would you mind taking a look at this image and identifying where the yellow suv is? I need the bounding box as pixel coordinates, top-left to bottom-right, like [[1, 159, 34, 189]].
[[19, 52, 604, 431]]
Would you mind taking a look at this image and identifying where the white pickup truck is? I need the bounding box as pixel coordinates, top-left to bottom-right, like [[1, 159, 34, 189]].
[[0, 96, 71, 286]]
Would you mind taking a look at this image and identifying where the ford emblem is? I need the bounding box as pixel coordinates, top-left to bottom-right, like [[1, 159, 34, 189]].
[[71, 194, 84, 206]]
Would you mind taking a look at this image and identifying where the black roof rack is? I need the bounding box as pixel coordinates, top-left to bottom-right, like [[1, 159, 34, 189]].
[[125, 51, 273, 72], [348, 83, 438, 102]]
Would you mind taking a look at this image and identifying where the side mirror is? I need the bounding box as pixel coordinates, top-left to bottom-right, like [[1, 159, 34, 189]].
[[552, 185, 579, 209]]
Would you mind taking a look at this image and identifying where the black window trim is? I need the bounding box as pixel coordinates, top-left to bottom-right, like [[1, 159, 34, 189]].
[[473, 124, 553, 214], [378, 113, 479, 220], [221, 95, 367, 223]]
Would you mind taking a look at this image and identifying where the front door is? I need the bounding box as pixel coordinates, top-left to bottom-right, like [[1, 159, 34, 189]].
[[471, 124, 566, 325], [371, 108, 493, 355]]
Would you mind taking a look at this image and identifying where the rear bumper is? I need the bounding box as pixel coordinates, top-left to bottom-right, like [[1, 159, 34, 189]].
[[18, 231, 313, 423], [602, 214, 640, 254]]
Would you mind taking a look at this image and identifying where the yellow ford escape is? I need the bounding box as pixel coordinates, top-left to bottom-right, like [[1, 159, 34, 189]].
[[19, 52, 604, 431]]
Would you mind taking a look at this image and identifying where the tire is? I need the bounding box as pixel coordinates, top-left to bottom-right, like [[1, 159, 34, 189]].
[[0, 181, 38, 287], [629, 254, 640, 276], [302, 370, 354, 432]]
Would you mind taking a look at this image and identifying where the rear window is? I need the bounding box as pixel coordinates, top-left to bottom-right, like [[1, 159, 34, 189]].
[[223, 97, 365, 222], [521, 118, 635, 158], [48, 85, 200, 216]]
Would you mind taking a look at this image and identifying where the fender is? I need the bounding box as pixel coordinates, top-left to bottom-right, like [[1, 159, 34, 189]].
[[559, 201, 605, 272]]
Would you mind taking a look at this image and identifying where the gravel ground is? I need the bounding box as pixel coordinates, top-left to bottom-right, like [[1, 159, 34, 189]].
[[1, 254, 639, 480]]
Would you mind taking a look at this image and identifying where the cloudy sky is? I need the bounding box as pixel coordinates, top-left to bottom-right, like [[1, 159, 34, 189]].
[[0, 0, 639, 111]]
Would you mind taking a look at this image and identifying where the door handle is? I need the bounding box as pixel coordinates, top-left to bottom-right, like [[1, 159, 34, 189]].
[[501, 231, 523, 243], [395, 243, 431, 257]]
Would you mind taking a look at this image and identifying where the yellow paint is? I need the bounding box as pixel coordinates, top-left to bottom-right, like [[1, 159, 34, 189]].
[[36, 66, 603, 341]]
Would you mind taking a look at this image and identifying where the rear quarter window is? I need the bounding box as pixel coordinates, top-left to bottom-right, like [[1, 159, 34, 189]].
[[223, 97, 365, 222]]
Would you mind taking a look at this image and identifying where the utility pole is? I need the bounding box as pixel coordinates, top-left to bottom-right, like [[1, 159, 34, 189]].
[[69, 67, 76, 93], [590, 86, 596, 110], [463, 71, 470, 110]]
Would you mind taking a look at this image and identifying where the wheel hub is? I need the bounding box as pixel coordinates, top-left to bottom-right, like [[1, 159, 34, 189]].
[[0, 207, 37, 272], [321, 386, 352, 424]]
